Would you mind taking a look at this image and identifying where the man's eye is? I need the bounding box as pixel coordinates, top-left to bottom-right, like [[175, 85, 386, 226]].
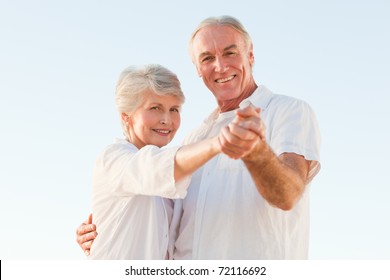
[[151, 106, 159, 110], [202, 56, 213, 62], [171, 108, 179, 112]]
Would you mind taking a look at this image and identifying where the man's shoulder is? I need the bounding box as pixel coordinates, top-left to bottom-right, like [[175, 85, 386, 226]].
[[258, 86, 311, 111], [246, 85, 303, 110]]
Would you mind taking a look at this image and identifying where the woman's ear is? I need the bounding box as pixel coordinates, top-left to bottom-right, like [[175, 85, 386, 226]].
[[121, 112, 129, 122]]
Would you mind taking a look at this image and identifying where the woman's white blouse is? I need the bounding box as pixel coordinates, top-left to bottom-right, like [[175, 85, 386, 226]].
[[88, 139, 190, 260]]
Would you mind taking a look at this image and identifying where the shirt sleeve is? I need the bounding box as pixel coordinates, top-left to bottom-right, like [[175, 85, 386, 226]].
[[93, 144, 190, 199], [269, 98, 321, 182]]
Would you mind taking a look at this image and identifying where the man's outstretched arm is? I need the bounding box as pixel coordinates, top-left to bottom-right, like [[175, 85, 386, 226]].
[[76, 214, 97, 256]]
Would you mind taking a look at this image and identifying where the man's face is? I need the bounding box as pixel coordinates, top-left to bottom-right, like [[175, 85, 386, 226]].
[[191, 25, 255, 111]]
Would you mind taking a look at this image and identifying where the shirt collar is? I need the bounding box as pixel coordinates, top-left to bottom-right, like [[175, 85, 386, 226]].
[[239, 85, 273, 111], [204, 85, 274, 123]]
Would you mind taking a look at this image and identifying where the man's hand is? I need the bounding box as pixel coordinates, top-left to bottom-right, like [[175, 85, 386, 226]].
[[219, 105, 265, 159], [76, 213, 97, 256]]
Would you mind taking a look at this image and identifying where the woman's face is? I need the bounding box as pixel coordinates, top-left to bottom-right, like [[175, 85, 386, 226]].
[[127, 89, 181, 148]]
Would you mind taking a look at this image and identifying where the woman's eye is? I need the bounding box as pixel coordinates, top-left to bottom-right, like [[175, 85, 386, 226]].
[[151, 106, 159, 110], [171, 108, 179, 112]]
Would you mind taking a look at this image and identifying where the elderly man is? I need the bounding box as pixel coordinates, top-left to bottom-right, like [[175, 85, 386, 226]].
[[77, 15, 321, 259]]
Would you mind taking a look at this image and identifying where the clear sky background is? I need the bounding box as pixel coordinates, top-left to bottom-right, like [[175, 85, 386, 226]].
[[0, 0, 389, 259]]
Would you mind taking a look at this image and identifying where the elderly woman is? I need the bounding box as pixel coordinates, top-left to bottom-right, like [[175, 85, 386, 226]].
[[88, 64, 222, 259]]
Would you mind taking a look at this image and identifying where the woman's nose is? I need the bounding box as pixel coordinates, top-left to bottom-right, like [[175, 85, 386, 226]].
[[160, 113, 171, 125]]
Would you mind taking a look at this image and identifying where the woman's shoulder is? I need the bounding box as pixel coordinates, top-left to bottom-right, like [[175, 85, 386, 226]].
[[98, 138, 138, 160]]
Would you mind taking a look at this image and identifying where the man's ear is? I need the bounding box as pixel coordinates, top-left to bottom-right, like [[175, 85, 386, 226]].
[[192, 60, 202, 78], [195, 64, 202, 77], [248, 43, 255, 65]]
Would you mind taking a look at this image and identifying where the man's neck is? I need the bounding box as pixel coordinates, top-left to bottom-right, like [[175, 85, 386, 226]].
[[218, 83, 258, 113]]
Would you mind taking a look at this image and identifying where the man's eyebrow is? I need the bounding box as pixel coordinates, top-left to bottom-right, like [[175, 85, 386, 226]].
[[198, 44, 239, 59], [224, 44, 238, 51], [198, 51, 212, 59]]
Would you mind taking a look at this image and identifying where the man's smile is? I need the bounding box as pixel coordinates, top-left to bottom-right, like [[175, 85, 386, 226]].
[[215, 75, 236, 83]]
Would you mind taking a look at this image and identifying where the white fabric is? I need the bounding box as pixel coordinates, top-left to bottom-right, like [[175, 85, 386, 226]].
[[170, 85, 321, 260], [88, 138, 190, 260]]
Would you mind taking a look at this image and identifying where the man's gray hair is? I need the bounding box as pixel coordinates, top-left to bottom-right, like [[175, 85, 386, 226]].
[[188, 15, 253, 62]]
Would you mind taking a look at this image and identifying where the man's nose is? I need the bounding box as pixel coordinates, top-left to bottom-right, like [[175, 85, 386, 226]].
[[214, 57, 229, 73]]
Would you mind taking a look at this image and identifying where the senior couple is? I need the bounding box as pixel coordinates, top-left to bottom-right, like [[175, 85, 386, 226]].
[[76, 15, 321, 260]]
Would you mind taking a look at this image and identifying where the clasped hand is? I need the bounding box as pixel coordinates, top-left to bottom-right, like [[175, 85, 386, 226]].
[[218, 105, 265, 160]]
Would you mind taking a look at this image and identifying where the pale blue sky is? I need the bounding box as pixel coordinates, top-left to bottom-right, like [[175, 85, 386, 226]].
[[0, 0, 389, 259]]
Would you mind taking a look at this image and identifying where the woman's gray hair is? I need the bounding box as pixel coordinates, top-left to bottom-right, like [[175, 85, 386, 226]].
[[188, 15, 253, 63], [115, 64, 184, 129]]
